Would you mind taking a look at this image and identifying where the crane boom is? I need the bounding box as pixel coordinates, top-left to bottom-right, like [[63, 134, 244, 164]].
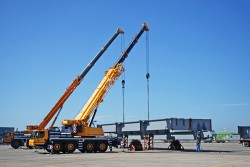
[[62, 23, 149, 127], [115, 23, 149, 66], [26, 28, 124, 131]]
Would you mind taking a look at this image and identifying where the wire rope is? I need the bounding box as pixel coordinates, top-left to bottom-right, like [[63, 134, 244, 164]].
[[146, 31, 150, 120]]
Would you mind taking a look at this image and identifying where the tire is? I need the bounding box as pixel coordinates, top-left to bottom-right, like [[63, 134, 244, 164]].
[[243, 142, 250, 147], [168, 144, 175, 150], [64, 141, 76, 153], [53, 142, 63, 154], [97, 141, 108, 153], [84, 141, 95, 153], [11, 139, 21, 149], [135, 144, 143, 151]]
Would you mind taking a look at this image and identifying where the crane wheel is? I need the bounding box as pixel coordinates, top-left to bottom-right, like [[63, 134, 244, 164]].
[[129, 140, 143, 151], [97, 141, 108, 153], [64, 141, 76, 153], [53, 142, 63, 154], [167, 140, 184, 150], [84, 141, 95, 153], [11, 139, 21, 149]]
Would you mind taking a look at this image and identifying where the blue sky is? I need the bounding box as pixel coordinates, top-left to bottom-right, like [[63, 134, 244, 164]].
[[0, 0, 249, 133]]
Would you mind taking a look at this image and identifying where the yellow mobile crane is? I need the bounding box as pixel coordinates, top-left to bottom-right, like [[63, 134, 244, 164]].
[[29, 23, 149, 154], [3, 29, 123, 149]]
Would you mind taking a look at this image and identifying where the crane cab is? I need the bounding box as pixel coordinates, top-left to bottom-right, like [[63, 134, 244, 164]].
[[2, 132, 14, 143], [29, 127, 61, 148], [29, 130, 48, 147]]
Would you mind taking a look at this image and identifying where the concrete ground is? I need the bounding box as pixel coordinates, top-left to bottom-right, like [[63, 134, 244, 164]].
[[0, 141, 250, 167]]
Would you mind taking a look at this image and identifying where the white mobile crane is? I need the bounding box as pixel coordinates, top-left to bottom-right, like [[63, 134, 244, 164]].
[[29, 23, 149, 154]]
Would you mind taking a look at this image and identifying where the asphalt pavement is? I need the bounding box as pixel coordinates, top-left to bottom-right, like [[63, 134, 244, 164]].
[[0, 142, 249, 167]]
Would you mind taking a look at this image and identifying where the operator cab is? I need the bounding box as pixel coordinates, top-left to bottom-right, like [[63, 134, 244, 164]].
[[30, 127, 60, 139], [4, 132, 11, 137], [30, 131, 44, 139]]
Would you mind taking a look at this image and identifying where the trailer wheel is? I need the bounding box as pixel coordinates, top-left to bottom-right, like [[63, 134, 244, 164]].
[[84, 141, 95, 153], [65, 141, 76, 153], [167, 140, 184, 150], [129, 140, 143, 151], [97, 141, 108, 153], [243, 142, 250, 147], [53, 142, 63, 154], [11, 139, 21, 149]]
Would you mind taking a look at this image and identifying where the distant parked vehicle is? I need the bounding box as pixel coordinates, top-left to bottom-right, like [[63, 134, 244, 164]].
[[203, 132, 240, 143], [203, 137, 213, 143]]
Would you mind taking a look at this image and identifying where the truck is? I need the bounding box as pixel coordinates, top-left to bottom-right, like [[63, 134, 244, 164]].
[[203, 131, 241, 143], [2, 28, 123, 149], [238, 126, 250, 147], [0, 127, 14, 144], [3, 131, 32, 148], [28, 23, 149, 154]]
